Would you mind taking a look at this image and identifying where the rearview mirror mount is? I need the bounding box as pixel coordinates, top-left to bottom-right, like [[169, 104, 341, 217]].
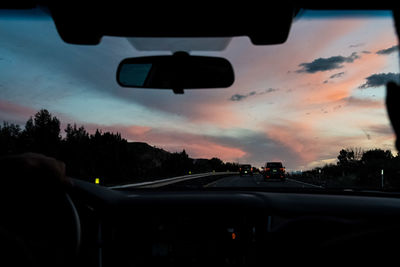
[[117, 52, 234, 94]]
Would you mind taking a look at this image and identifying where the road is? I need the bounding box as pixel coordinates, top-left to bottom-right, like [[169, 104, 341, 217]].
[[206, 174, 322, 188], [115, 173, 323, 189]]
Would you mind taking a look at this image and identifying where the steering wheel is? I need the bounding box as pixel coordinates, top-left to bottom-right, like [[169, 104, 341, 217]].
[[0, 190, 81, 267], [0, 154, 81, 267]]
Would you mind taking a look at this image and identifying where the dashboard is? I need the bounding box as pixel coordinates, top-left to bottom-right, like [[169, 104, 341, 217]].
[[70, 179, 400, 266]]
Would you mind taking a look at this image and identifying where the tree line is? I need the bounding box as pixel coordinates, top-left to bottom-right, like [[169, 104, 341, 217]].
[[292, 147, 400, 190], [0, 109, 239, 186]]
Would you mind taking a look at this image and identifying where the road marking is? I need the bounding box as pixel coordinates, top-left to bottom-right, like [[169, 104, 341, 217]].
[[204, 180, 218, 187], [286, 178, 324, 188]]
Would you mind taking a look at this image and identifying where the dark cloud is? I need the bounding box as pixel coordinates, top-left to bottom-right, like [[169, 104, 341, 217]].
[[333, 105, 342, 110], [230, 88, 279, 102], [296, 52, 359, 73], [323, 72, 345, 84], [367, 124, 394, 136], [362, 129, 371, 140], [343, 96, 382, 108], [230, 94, 249, 102], [258, 88, 279, 95], [376, 45, 399, 55], [329, 72, 345, 79], [358, 72, 400, 89], [230, 91, 255, 101], [349, 43, 364, 48]]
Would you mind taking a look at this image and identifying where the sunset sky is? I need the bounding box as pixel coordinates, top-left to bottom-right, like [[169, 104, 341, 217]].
[[0, 9, 399, 171]]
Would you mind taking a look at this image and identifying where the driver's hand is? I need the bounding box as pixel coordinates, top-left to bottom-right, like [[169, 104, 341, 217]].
[[0, 153, 75, 267], [0, 153, 72, 189]]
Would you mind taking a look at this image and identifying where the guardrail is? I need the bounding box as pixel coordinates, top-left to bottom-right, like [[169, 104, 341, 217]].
[[109, 171, 236, 189]]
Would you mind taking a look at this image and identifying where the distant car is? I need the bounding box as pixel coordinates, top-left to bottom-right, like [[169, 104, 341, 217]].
[[264, 162, 285, 181], [253, 167, 260, 174], [239, 164, 253, 176]]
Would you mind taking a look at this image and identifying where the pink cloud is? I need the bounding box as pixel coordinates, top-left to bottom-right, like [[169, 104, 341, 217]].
[[126, 125, 152, 137], [0, 99, 37, 123], [266, 122, 317, 164], [186, 102, 245, 127]]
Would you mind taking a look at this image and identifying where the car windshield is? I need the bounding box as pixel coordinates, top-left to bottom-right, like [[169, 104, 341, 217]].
[[267, 163, 283, 168], [1, 8, 399, 191]]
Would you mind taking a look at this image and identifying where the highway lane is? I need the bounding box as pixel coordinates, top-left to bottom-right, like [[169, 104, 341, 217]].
[[206, 174, 322, 188]]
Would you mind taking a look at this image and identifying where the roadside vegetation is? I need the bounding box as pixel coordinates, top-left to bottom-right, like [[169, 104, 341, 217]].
[[290, 148, 400, 190]]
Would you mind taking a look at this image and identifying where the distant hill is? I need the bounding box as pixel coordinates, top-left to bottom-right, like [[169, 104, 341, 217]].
[[125, 142, 172, 175], [126, 142, 171, 168]]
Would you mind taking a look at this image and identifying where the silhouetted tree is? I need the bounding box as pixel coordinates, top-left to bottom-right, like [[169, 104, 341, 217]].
[[61, 124, 91, 179], [209, 157, 224, 171], [337, 149, 354, 166], [164, 150, 194, 177], [65, 124, 89, 143], [0, 122, 21, 155], [337, 148, 364, 177], [357, 149, 393, 187], [86, 129, 128, 184], [348, 147, 364, 161], [361, 149, 393, 165], [20, 109, 61, 157], [224, 162, 239, 172]]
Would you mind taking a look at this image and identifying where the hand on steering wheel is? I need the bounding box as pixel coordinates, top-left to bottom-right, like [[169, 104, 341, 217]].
[[0, 153, 80, 267]]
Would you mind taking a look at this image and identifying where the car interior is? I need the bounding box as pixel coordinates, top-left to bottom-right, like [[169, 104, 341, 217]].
[[1, 2, 400, 267]]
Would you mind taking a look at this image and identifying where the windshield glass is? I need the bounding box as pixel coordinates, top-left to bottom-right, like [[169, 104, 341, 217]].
[[267, 163, 283, 168], [1, 8, 399, 191]]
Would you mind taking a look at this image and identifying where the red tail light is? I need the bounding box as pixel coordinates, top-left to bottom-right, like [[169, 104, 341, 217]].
[[280, 168, 285, 172], [266, 168, 270, 171]]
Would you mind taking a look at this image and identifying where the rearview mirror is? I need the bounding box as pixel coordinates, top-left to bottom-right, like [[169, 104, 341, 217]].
[[117, 52, 234, 94]]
